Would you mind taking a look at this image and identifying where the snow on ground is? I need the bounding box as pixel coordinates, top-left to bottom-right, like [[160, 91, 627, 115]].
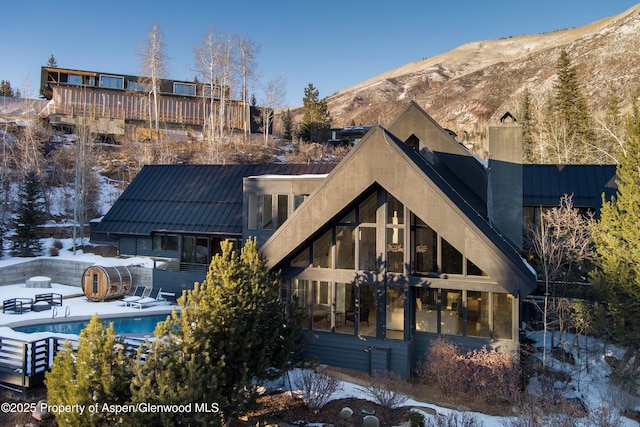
[[0, 236, 157, 270], [0, 239, 173, 335]]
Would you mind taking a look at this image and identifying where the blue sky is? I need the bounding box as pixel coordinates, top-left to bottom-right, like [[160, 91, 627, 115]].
[[1, 1, 638, 107]]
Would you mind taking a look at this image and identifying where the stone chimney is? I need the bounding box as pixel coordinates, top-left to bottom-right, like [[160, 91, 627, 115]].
[[488, 112, 523, 250]]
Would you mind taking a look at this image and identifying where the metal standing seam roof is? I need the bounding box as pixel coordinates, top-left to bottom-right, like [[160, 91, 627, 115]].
[[523, 164, 617, 209], [92, 163, 336, 236]]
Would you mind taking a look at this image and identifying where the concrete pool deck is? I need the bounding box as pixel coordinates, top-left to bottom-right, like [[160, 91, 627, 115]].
[[1, 282, 176, 330]]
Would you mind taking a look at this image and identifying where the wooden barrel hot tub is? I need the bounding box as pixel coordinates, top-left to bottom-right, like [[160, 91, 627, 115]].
[[81, 265, 132, 302]]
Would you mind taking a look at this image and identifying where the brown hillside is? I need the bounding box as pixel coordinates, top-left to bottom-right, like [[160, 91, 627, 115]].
[[316, 4, 640, 144]]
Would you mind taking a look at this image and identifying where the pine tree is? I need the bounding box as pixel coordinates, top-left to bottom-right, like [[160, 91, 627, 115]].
[[282, 108, 293, 140], [0, 80, 14, 97], [130, 239, 302, 425], [299, 83, 332, 142], [45, 315, 133, 427], [11, 170, 46, 256], [47, 54, 58, 68], [590, 100, 640, 378], [520, 88, 538, 163], [546, 49, 595, 163]]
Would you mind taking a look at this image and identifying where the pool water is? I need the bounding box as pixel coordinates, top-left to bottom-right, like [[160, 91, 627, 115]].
[[14, 314, 171, 335]]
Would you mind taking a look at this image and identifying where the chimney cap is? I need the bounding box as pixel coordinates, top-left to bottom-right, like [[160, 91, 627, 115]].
[[500, 112, 517, 123]]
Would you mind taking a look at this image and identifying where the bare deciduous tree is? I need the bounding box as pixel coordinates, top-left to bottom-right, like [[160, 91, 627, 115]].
[[236, 35, 259, 141], [527, 194, 593, 366], [259, 76, 286, 143], [138, 23, 168, 144]]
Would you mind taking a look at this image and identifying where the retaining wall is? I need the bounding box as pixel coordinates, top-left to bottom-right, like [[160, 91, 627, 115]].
[[0, 259, 153, 289]]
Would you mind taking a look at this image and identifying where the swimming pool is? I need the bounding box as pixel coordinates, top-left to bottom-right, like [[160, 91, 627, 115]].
[[14, 314, 171, 336]]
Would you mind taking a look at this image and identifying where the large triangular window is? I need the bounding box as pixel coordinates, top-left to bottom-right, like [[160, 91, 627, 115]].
[[411, 213, 487, 277]]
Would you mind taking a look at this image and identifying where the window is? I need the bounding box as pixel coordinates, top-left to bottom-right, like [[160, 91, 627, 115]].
[[291, 248, 310, 268], [247, 193, 258, 230], [387, 194, 404, 225], [292, 280, 309, 328], [68, 74, 82, 85], [466, 291, 489, 337], [92, 274, 99, 294], [174, 82, 196, 96], [386, 228, 404, 273], [412, 216, 437, 274], [182, 236, 195, 264], [293, 194, 307, 210], [358, 227, 376, 271], [340, 209, 356, 224], [441, 238, 463, 274], [127, 80, 146, 91], [99, 75, 124, 89], [386, 287, 404, 339], [415, 288, 438, 332], [335, 282, 355, 334], [277, 195, 288, 228], [195, 237, 209, 264], [386, 194, 404, 273], [312, 281, 331, 331], [262, 194, 273, 230], [335, 225, 356, 269], [493, 293, 513, 339], [466, 259, 486, 276], [441, 290, 462, 335], [358, 284, 377, 336], [313, 229, 333, 268], [153, 233, 179, 251], [359, 193, 377, 223]]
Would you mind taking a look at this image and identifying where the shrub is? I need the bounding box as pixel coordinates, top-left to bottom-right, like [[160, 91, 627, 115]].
[[424, 412, 483, 427], [417, 337, 521, 404], [359, 369, 410, 409], [290, 366, 341, 411], [416, 337, 463, 395], [406, 411, 426, 427], [464, 346, 521, 403]]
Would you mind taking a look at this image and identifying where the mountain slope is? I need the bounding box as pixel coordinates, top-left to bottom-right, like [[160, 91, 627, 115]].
[[325, 4, 640, 138]]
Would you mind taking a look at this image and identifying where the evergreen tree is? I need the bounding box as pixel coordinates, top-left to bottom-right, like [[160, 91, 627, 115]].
[[520, 88, 538, 163], [0, 80, 14, 97], [11, 170, 46, 256], [282, 108, 293, 140], [299, 83, 332, 142], [590, 100, 640, 378], [130, 239, 302, 425], [45, 315, 133, 427], [47, 54, 58, 68], [546, 49, 595, 163]]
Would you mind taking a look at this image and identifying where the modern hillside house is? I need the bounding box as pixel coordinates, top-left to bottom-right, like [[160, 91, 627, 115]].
[[39, 66, 262, 140], [91, 102, 616, 376]]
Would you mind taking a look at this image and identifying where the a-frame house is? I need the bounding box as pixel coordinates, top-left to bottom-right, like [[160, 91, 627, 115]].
[[260, 102, 536, 376]]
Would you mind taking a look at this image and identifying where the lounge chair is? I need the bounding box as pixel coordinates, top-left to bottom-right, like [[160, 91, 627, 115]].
[[130, 288, 164, 309], [3, 298, 33, 314], [120, 286, 148, 306]]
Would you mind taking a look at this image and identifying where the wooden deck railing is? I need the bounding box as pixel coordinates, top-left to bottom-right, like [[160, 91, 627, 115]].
[[48, 86, 248, 129]]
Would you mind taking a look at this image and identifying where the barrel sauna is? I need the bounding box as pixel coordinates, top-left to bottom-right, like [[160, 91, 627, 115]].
[[81, 265, 132, 302]]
